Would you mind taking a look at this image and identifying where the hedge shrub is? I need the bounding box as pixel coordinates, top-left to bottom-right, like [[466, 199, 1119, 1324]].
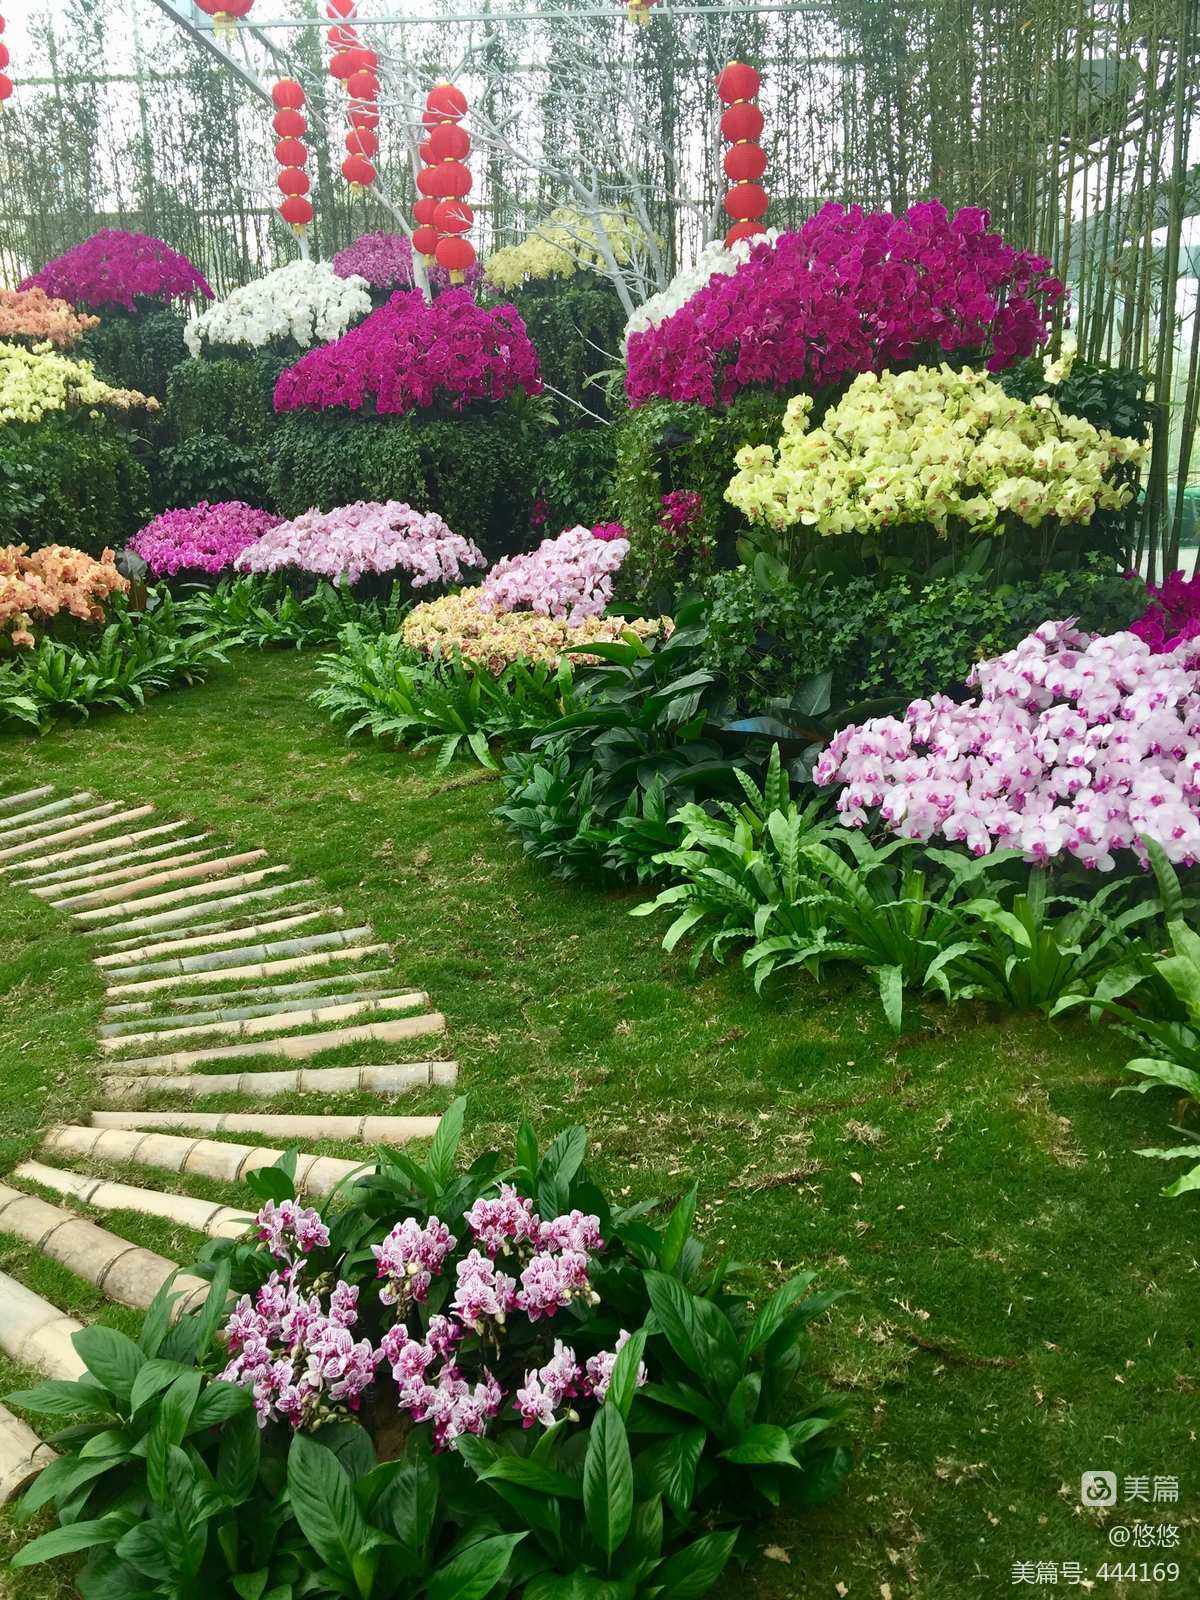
[[154, 434, 271, 512], [77, 308, 189, 400], [267, 408, 539, 561], [536, 426, 617, 531], [164, 353, 287, 447], [507, 276, 626, 420], [0, 418, 151, 554], [612, 390, 788, 607]]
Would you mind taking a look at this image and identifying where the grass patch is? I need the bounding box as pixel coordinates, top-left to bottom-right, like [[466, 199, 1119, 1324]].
[[1, 651, 1197, 1597]]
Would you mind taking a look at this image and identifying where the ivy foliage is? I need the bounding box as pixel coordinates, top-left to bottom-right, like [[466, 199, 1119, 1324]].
[[507, 276, 627, 420], [536, 427, 617, 531], [77, 308, 190, 401], [165, 353, 288, 448], [612, 391, 789, 608]]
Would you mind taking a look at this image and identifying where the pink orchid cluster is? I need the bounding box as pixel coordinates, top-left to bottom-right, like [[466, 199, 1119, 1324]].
[[626, 201, 1065, 407], [221, 1187, 632, 1451], [816, 619, 1200, 870], [223, 1273, 380, 1428], [234, 500, 485, 587], [479, 525, 629, 624], [514, 1330, 647, 1430], [128, 501, 282, 578], [20, 230, 213, 312], [273, 289, 542, 417], [1131, 569, 1200, 655], [332, 232, 482, 295]]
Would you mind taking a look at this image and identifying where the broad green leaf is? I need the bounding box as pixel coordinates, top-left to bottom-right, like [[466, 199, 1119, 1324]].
[[745, 1272, 819, 1356], [658, 1185, 697, 1275], [583, 1404, 634, 1562], [71, 1326, 144, 1403], [427, 1095, 467, 1188], [426, 1532, 525, 1600], [11, 1515, 126, 1567], [4, 1379, 112, 1417], [217, 1406, 261, 1503], [130, 1360, 191, 1415], [653, 1529, 738, 1599], [287, 1432, 368, 1586], [719, 1422, 799, 1467], [606, 1330, 648, 1420], [633, 1429, 705, 1519], [478, 1456, 582, 1498]]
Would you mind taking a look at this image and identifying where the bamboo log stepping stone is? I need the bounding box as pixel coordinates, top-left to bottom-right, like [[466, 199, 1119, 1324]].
[[0, 1403, 57, 1503], [0, 780, 456, 1494]]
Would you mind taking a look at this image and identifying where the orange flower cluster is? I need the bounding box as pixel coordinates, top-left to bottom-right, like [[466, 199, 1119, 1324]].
[[0, 287, 100, 349], [1, 543, 129, 648]]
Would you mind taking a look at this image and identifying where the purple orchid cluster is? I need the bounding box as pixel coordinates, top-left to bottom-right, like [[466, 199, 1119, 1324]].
[[816, 619, 1200, 870], [273, 289, 542, 417], [625, 201, 1065, 408], [479, 524, 630, 623], [332, 231, 482, 295], [233, 500, 485, 587], [591, 521, 629, 543], [128, 501, 282, 578], [20, 230, 213, 312], [221, 1186, 644, 1454], [1131, 570, 1200, 655]]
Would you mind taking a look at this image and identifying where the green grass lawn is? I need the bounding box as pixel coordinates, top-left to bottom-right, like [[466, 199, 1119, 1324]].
[[1, 649, 1197, 1597]]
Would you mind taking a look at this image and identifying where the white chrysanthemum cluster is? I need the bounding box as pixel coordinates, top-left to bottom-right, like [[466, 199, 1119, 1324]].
[[623, 229, 781, 345], [184, 261, 371, 357]]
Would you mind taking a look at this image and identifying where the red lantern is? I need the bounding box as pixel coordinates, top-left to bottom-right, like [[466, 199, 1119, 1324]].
[[724, 182, 768, 220], [277, 168, 310, 196], [329, 52, 357, 80], [272, 78, 305, 110], [434, 199, 473, 233], [342, 154, 376, 188], [345, 128, 379, 158], [275, 137, 308, 167], [413, 197, 439, 226], [434, 235, 476, 283], [0, 74, 10, 105], [327, 25, 358, 48], [720, 101, 764, 143], [347, 69, 378, 100], [349, 104, 379, 131], [326, 0, 356, 16], [716, 62, 760, 102], [431, 161, 470, 198], [281, 195, 314, 228], [428, 122, 469, 161], [354, 49, 378, 71], [412, 225, 440, 259], [425, 82, 467, 120], [724, 220, 766, 247], [273, 108, 306, 138], [419, 139, 435, 164], [724, 142, 767, 182], [416, 165, 441, 198], [0, 44, 8, 70]]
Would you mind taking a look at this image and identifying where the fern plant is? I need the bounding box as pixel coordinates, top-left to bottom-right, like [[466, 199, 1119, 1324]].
[[314, 626, 582, 770], [193, 576, 412, 650]]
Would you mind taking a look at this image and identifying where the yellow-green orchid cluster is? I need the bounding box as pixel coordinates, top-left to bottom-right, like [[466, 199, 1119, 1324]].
[[725, 365, 1146, 537], [0, 340, 158, 426], [485, 208, 649, 290]]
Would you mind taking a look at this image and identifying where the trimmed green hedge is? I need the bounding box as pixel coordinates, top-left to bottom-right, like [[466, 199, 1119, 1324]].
[[78, 309, 190, 401], [536, 426, 616, 530], [267, 408, 540, 560], [612, 391, 788, 606], [507, 277, 626, 421], [0, 418, 151, 554], [164, 354, 287, 448]]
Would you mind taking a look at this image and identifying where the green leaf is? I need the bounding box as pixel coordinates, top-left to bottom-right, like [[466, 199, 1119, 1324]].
[[658, 1184, 697, 1275], [16, 1453, 116, 1517], [719, 1422, 799, 1467], [633, 1428, 705, 1519], [583, 1403, 634, 1563], [130, 1360, 190, 1414], [426, 1095, 467, 1189], [606, 1330, 648, 1420], [426, 1532, 525, 1600], [745, 1272, 819, 1356], [233, 1572, 271, 1600], [4, 1379, 112, 1417], [193, 1259, 232, 1363], [190, 1379, 253, 1431], [71, 1326, 144, 1403], [287, 1432, 368, 1587], [217, 1406, 261, 1504], [11, 1515, 126, 1567], [477, 1456, 582, 1498], [653, 1529, 738, 1599]]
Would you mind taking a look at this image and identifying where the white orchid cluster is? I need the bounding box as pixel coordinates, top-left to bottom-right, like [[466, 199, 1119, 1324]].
[[623, 229, 780, 345], [184, 261, 372, 358]]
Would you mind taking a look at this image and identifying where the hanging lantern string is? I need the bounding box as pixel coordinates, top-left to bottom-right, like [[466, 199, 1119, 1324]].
[[271, 79, 313, 240], [0, 11, 14, 108], [715, 61, 768, 248]]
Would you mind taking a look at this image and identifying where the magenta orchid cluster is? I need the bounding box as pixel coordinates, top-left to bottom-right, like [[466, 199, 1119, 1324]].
[[626, 201, 1065, 408], [591, 521, 628, 543], [234, 500, 485, 587], [332, 232, 482, 295], [128, 501, 282, 578], [19, 230, 213, 312], [816, 619, 1200, 870], [221, 1186, 643, 1454], [658, 490, 703, 538], [479, 525, 630, 624], [1131, 570, 1200, 655], [273, 289, 542, 417]]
